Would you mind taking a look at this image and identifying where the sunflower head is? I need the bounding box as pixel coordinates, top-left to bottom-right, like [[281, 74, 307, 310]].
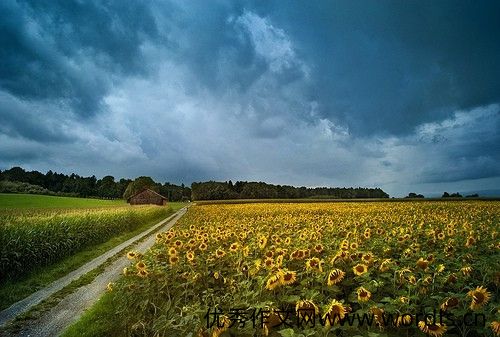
[[416, 257, 429, 270], [357, 287, 372, 302], [258, 236, 268, 249], [440, 297, 459, 311], [322, 299, 347, 326], [327, 269, 346, 286], [418, 319, 447, 337], [137, 269, 149, 277], [491, 321, 500, 336], [296, 300, 319, 321], [305, 257, 323, 272], [265, 274, 281, 291], [353, 263, 368, 276], [169, 255, 179, 265], [467, 286, 491, 310], [279, 269, 297, 286], [215, 249, 226, 258]]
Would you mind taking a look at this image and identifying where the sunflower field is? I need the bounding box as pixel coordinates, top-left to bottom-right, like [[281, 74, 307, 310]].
[[0, 206, 171, 280], [109, 201, 499, 337]]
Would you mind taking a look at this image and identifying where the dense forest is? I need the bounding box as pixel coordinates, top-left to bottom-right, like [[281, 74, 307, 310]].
[[0, 167, 191, 201], [0, 167, 391, 201], [191, 181, 389, 200]]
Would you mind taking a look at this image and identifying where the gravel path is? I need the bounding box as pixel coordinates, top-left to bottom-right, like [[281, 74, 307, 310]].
[[0, 206, 187, 337]]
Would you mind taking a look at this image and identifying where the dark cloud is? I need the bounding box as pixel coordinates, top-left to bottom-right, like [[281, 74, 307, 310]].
[[254, 1, 500, 135], [0, 1, 499, 195], [0, 0, 159, 116]]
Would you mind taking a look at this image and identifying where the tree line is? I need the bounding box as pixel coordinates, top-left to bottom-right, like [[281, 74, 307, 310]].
[[0, 167, 191, 201], [191, 181, 389, 200]]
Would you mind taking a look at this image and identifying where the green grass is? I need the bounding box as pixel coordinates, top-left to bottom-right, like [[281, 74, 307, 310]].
[[0, 193, 126, 209], [61, 291, 124, 337], [0, 202, 185, 311]]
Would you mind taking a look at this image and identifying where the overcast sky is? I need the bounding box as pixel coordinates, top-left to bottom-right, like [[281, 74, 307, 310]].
[[1, 1, 499, 197]]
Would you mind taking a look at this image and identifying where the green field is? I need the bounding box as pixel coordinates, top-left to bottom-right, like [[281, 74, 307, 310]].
[[0, 193, 126, 209], [0, 193, 186, 311]]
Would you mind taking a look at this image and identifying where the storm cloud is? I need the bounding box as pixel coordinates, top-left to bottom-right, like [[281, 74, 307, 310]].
[[1, 0, 499, 196]]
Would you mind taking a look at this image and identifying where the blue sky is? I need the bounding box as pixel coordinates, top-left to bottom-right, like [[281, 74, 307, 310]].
[[1, 1, 499, 196]]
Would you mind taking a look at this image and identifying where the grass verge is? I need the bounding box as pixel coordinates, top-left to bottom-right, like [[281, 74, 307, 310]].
[[60, 292, 123, 337], [0, 202, 185, 311]]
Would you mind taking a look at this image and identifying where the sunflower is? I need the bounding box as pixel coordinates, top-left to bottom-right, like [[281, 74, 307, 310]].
[[279, 269, 297, 286], [135, 261, 146, 270], [465, 236, 476, 247], [327, 269, 346, 286], [379, 259, 392, 272], [215, 249, 226, 258], [350, 242, 359, 250], [275, 255, 284, 267], [370, 307, 385, 327], [305, 257, 323, 272], [174, 240, 183, 248], [314, 244, 324, 254], [353, 263, 368, 276], [199, 243, 207, 251], [284, 237, 292, 245], [107, 282, 113, 292], [265, 274, 281, 291], [362, 253, 373, 264], [491, 321, 500, 336], [137, 269, 149, 277], [440, 297, 459, 311], [416, 257, 429, 270], [168, 247, 177, 256], [395, 314, 413, 327], [322, 299, 347, 326], [265, 250, 274, 258], [186, 251, 195, 262], [296, 300, 319, 320], [264, 257, 274, 269], [467, 286, 491, 310], [123, 267, 129, 276], [169, 255, 179, 265], [446, 273, 458, 284], [258, 236, 268, 249], [357, 287, 372, 302], [229, 242, 239, 252], [461, 266, 473, 276], [126, 251, 137, 259], [399, 296, 409, 304], [418, 320, 447, 337]]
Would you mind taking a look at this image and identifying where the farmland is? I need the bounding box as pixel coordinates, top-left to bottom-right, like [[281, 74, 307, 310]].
[[66, 201, 500, 337], [0, 193, 126, 210], [0, 194, 183, 310]]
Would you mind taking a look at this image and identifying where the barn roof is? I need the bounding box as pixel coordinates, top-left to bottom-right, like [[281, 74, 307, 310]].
[[127, 188, 168, 202]]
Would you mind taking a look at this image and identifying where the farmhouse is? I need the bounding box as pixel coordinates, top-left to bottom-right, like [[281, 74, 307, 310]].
[[127, 188, 168, 206]]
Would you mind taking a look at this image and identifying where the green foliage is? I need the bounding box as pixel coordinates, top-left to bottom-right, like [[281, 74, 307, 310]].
[[191, 181, 390, 200], [122, 176, 158, 200], [0, 166, 191, 201]]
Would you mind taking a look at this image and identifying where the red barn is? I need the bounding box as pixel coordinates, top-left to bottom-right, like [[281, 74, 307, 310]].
[[127, 188, 168, 206]]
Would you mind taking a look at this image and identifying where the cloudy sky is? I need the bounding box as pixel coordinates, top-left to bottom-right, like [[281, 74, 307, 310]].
[[1, 1, 499, 197]]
